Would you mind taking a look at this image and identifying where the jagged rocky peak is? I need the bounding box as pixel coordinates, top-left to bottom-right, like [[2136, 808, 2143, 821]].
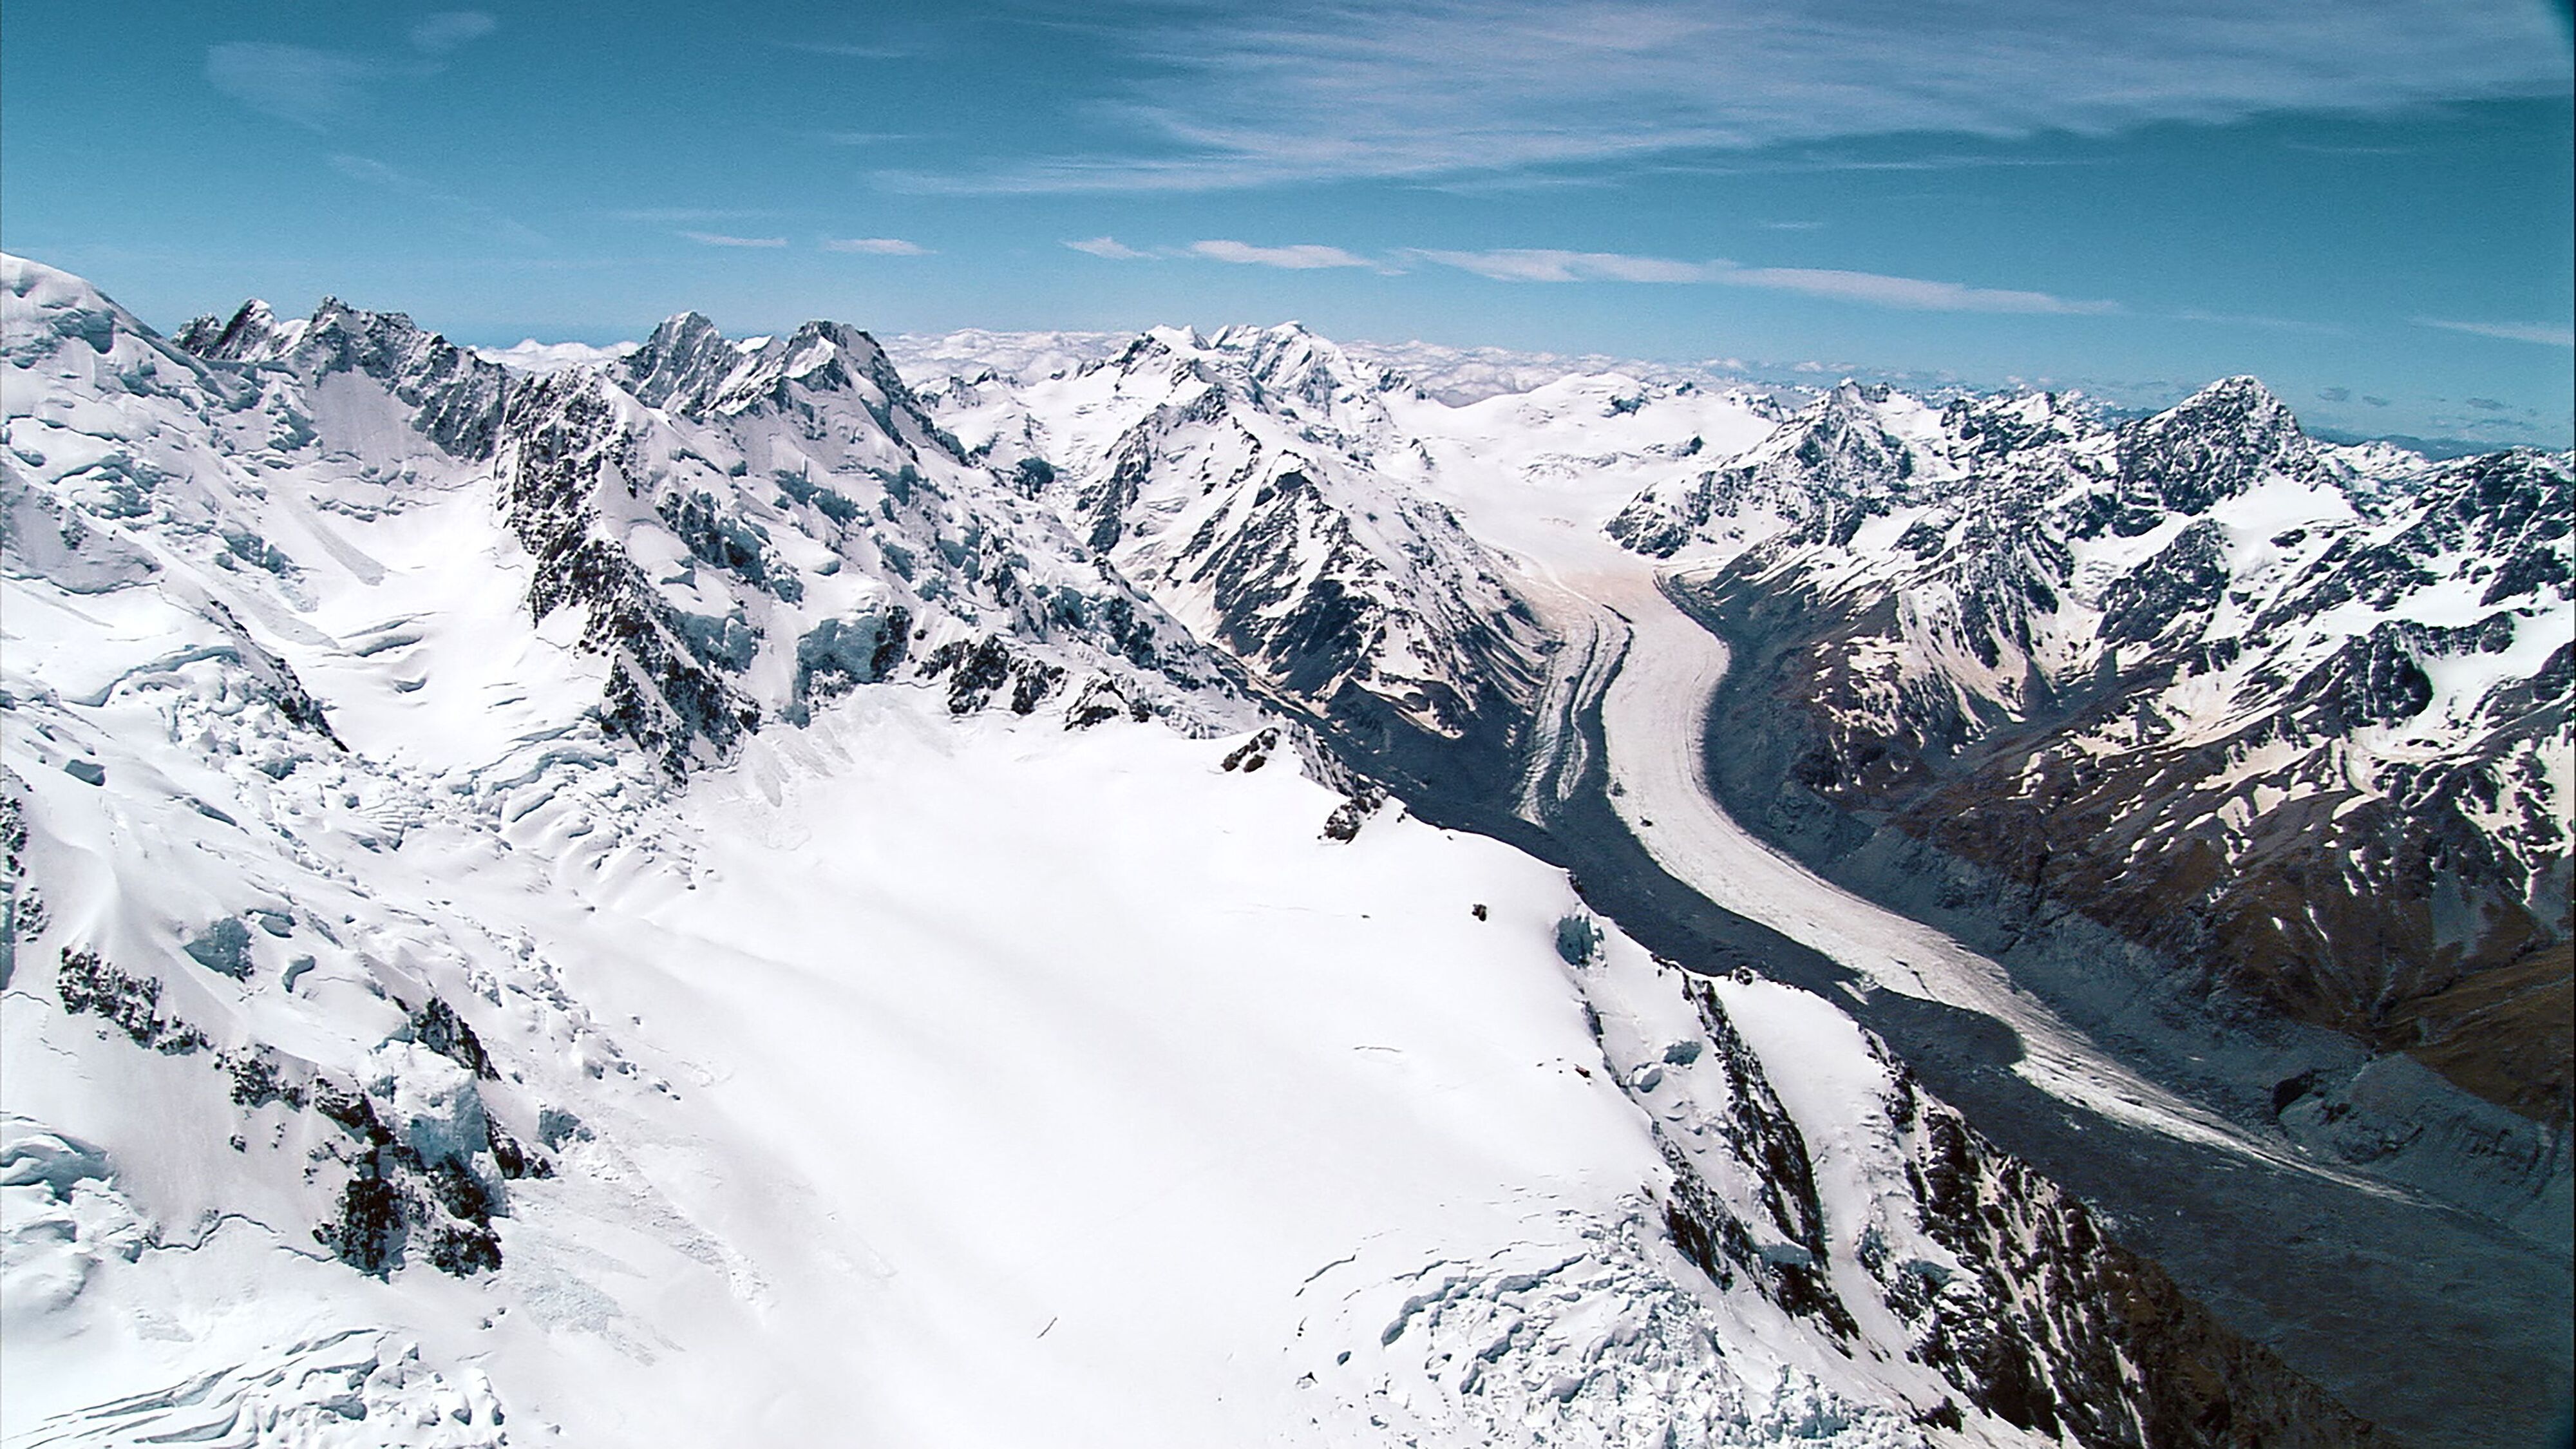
[[170, 296, 289, 359], [175, 292, 435, 375], [1208, 320, 1416, 410], [1605, 375, 1951, 554], [622, 309, 736, 408], [623, 310, 913, 422], [906, 312, 1549, 751], [2118, 374, 2321, 513], [6, 255, 1242, 780], [757, 317, 899, 388], [1790, 381, 1924, 482], [1941, 387, 2097, 460], [166, 289, 512, 459], [1657, 356, 2571, 1137], [2433, 446, 2575, 558]]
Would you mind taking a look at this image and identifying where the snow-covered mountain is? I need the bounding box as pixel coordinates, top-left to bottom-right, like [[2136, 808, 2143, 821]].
[[1, 256, 2397, 1445], [928, 323, 1556, 750], [919, 322, 2571, 1141], [1613, 378, 2571, 1128], [900, 336, 2571, 1448]]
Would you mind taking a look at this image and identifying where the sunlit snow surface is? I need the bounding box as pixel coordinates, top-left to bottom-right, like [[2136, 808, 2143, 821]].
[[1, 680, 1947, 1444]]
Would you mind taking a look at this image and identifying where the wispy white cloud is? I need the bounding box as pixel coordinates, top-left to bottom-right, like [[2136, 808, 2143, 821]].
[[1414, 247, 2114, 313], [209, 17, 495, 130], [409, 12, 497, 55], [1065, 236, 1154, 260], [1191, 238, 1374, 270], [1727, 265, 2115, 314], [780, 39, 915, 59], [2172, 308, 2345, 334], [2415, 317, 2576, 346], [682, 231, 790, 248], [328, 155, 408, 187], [206, 44, 380, 130], [824, 236, 931, 254], [607, 207, 781, 223], [1416, 249, 1707, 283], [328, 153, 543, 246], [938, 0, 2571, 191]]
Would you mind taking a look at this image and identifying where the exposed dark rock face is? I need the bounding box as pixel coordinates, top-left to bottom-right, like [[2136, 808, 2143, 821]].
[[52, 940, 528, 1282], [1889, 1084, 2386, 1449], [494, 370, 764, 773], [918, 634, 1063, 715], [1673, 982, 1856, 1337], [1611, 383, 1934, 556], [175, 296, 511, 459], [308, 1078, 505, 1280], [1655, 978, 2388, 1449], [2115, 375, 2323, 514], [57, 946, 209, 1055], [169, 289, 1248, 779], [1638, 381, 2571, 1128], [408, 996, 497, 1081], [983, 325, 1549, 759]]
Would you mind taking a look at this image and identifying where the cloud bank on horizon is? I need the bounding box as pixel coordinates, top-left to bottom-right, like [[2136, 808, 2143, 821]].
[[1, 0, 2568, 446]]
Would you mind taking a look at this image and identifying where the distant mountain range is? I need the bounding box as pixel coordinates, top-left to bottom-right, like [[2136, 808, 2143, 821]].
[[4, 253, 2564, 1447]]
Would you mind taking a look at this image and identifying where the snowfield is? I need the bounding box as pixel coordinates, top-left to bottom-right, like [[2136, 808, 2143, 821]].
[[0, 676, 1947, 1444]]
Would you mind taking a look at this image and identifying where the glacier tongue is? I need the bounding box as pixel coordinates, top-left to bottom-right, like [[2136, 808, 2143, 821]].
[[903, 322, 2562, 1446]]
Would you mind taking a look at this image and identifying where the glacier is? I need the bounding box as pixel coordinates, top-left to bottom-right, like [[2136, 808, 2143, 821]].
[[4, 252, 2546, 1446]]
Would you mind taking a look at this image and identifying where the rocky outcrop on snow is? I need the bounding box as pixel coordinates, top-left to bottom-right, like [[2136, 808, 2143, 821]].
[[1593, 968, 2384, 1449], [925, 324, 1551, 747], [168, 285, 1249, 774]]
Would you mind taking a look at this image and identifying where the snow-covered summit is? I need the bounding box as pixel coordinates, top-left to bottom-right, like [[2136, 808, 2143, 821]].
[[471, 337, 639, 375], [931, 321, 1554, 744]]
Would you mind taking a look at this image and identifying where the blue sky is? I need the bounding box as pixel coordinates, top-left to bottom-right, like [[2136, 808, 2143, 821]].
[[4, 1, 2570, 446]]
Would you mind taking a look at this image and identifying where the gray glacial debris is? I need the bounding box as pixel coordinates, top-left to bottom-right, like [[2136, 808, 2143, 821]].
[[2277, 1053, 2572, 1249]]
